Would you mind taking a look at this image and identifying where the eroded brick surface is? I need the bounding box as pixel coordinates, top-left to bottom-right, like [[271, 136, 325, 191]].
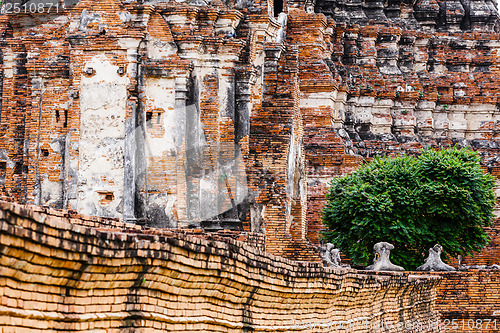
[[0, 0, 499, 329], [0, 200, 441, 332], [433, 270, 500, 333], [0, 0, 500, 264]]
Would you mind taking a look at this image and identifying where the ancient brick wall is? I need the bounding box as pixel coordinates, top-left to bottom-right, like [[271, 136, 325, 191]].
[[0, 2, 499, 331], [1, 0, 500, 261], [430, 270, 500, 333], [455, 218, 500, 267], [302, 0, 500, 244], [410, 196, 500, 332], [0, 1, 318, 260], [26, 200, 268, 251], [0, 200, 441, 332]]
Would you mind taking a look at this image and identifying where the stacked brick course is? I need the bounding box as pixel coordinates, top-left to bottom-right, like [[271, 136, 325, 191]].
[[1, 0, 500, 260], [434, 270, 500, 333], [0, 0, 500, 330], [1, 0, 323, 260], [0, 201, 441, 332], [0, 0, 500, 312]]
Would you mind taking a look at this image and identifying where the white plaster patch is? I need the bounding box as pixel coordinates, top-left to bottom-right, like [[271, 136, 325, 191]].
[[197, 157, 248, 221], [299, 92, 335, 108], [371, 99, 394, 134], [163, 14, 188, 25], [274, 13, 287, 43], [39, 174, 63, 207], [165, 195, 177, 219], [51, 16, 70, 25], [218, 70, 232, 117], [144, 77, 177, 156], [3, 49, 14, 79], [78, 54, 129, 218], [147, 37, 178, 60], [118, 11, 132, 22]]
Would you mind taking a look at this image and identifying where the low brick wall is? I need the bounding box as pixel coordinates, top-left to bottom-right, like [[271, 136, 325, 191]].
[[0, 201, 440, 332], [426, 218, 500, 332], [27, 203, 267, 252], [458, 219, 500, 267], [433, 270, 500, 332]]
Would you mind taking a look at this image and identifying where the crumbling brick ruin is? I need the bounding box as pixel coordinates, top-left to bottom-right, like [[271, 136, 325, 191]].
[[1, 0, 500, 259], [0, 201, 442, 332], [1, 0, 500, 330], [2, 0, 500, 258]]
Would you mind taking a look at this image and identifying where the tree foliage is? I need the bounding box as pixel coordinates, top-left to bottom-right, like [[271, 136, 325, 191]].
[[322, 148, 496, 270]]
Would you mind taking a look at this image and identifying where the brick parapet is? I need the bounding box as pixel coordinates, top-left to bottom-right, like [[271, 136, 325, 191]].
[[413, 270, 500, 333], [0, 200, 441, 332], [0, 201, 266, 250], [1, 0, 500, 272]]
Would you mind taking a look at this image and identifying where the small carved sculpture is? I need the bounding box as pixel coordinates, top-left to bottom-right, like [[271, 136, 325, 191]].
[[416, 244, 455, 272], [318, 243, 349, 268], [366, 242, 405, 271]]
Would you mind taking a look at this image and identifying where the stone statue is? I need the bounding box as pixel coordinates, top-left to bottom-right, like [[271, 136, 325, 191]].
[[318, 243, 349, 268], [366, 242, 405, 271], [417, 244, 455, 272]]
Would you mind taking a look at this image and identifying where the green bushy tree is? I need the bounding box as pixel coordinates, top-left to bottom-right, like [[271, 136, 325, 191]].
[[322, 148, 496, 270]]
